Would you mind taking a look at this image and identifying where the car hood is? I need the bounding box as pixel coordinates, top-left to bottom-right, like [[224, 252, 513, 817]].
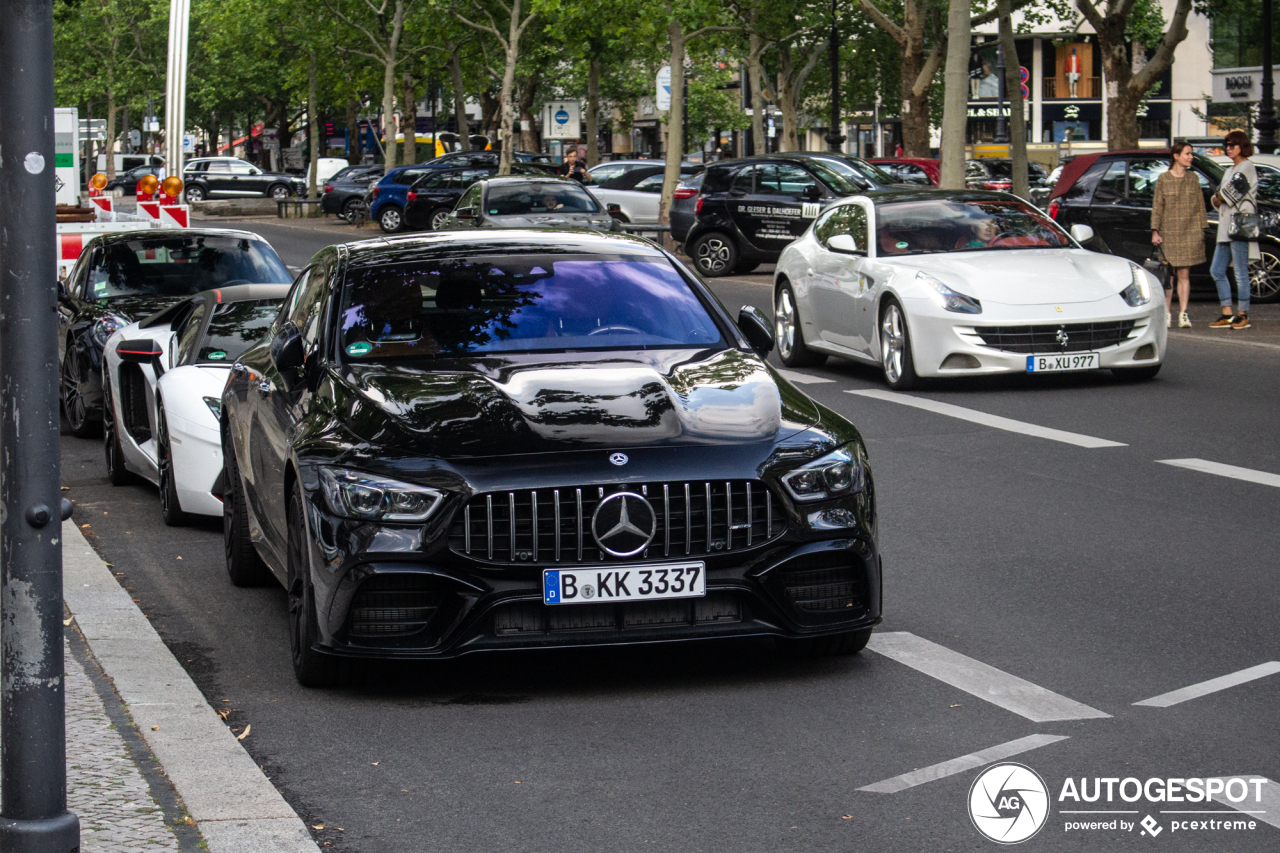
[[485, 213, 617, 231], [334, 348, 820, 458], [890, 248, 1130, 305]]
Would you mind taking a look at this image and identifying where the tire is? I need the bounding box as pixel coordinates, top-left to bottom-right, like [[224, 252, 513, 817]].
[[268, 183, 292, 201], [184, 184, 206, 203], [429, 207, 452, 231], [690, 232, 738, 277], [1250, 247, 1280, 304], [341, 198, 362, 222], [775, 282, 827, 368], [156, 399, 189, 526], [1112, 364, 1161, 381], [734, 260, 761, 274], [287, 480, 345, 688], [223, 433, 273, 587], [878, 299, 918, 391], [776, 628, 873, 658], [378, 205, 404, 233], [61, 343, 99, 438], [102, 373, 134, 486]]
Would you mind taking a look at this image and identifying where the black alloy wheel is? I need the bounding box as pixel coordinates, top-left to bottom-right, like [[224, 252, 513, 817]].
[[341, 198, 362, 223], [156, 399, 189, 526], [61, 344, 99, 438], [223, 434, 273, 587], [269, 183, 292, 201], [879, 299, 918, 391], [1250, 246, 1280, 304], [102, 373, 134, 486], [776, 627, 873, 658], [690, 232, 738, 277], [184, 184, 206, 203], [775, 281, 827, 368], [287, 480, 344, 687], [378, 205, 403, 233], [429, 207, 452, 231]]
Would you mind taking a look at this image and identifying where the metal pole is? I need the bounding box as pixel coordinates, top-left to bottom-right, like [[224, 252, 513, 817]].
[[995, 42, 1009, 143], [1259, 0, 1278, 154], [824, 0, 846, 153], [0, 0, 80, 848]]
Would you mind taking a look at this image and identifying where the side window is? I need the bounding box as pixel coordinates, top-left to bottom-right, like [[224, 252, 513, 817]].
[[1094, 161, 1126, 200], [300, 263, 331, 346], [280, 267, 312, 329], [458, 169, 489, 189], [902, 165, 930, 185], [1067, 161, 1108, 201], [774, 164, 818, 197], [1128, 159, 1169, 204], [1190, 169, 1213, 192], [419, 172, 450, 190], [459, 184, 482, 210], [633, 174, 665, 193], [206, 161, 230, 173], [821, 204, 868, 250], [83, 247, 108, 298], [228, 161, 254, 175], [813, 208, 839, 243], [965, 162, 986, 179], [730, 165, 757, 194], [176, 301, 209, 364], [591, 164, 628, 183]]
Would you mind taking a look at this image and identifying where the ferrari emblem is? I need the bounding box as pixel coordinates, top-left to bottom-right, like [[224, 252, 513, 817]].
[[1055, 306, 1063, 312]]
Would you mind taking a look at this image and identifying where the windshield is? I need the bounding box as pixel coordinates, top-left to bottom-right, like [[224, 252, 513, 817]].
[[87, 236, 291, 299], [486, 182, 600, 215], [804, 160, 865, 194], [809, 155, 893, 186], [339, 255, 724, 359], [876, 198, 1072, 255], [197, 300, 281, 363]]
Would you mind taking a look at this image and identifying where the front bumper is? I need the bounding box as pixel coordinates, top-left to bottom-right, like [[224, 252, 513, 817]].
[[902, 296, 1167, 378]]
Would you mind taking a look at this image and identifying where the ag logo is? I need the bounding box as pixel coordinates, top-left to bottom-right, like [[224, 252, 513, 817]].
[[968, 763, 1050, 844], [801, 202, 820, 218]]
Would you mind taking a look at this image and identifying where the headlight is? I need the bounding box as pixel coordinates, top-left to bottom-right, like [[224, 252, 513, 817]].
[[1120, 262, 1151, 307], [203, 396, 221, 421], [92, 316, 125, 347], [781, 445, 865, 503], [918, 271, 982, 314], [319, 467, 444, 523]]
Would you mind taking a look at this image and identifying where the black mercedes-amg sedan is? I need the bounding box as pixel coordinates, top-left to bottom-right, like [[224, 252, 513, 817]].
[[220, 230, 881, 686]]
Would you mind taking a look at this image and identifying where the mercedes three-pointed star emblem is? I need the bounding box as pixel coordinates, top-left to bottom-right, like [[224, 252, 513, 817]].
[[590, 491, 657, 558]]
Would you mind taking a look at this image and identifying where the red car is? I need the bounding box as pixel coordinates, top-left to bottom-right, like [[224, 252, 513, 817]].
[[868, 158, 940, 186]]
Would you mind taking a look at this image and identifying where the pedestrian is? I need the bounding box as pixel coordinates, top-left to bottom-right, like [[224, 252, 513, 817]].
[[894, 143, 904, 157], [1208, 130, 1258, 329], [559, 147, 590, 183], [1151, 141, 1206, 329]]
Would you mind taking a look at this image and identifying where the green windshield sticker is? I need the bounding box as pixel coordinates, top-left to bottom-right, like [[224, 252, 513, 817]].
[[895, 241, 909, 249], [489, 209, 498, 214], [346, 341, 373, 357], [206, 351, 227, 361]]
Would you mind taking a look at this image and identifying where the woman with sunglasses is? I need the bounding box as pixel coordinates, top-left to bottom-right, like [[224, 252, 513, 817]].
[[1208, 130, 1258, 330]]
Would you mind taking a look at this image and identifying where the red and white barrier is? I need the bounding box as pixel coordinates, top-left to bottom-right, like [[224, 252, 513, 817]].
[[159, 205, 189, 228], [89, 196, 114, 222]]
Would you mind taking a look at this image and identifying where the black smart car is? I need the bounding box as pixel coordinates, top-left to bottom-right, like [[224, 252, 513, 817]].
[[684, 153, 901, 276], [58, 229, 292, 436], [403, 162, 548, 231], [219, 230, 881, 686]]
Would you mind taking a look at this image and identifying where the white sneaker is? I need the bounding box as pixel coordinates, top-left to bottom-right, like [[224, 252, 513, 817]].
[[1166, 313, 1171, 328], [1178, 312, 1192, 328]]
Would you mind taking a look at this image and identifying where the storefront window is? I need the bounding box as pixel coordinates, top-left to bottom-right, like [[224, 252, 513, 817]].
[[1212, 5, 1280, 69]]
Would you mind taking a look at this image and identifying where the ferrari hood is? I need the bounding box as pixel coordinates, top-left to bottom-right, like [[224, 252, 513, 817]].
[[893, 248, 1133, 306]]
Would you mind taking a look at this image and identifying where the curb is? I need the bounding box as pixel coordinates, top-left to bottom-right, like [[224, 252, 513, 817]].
[[61, 520, 320, 853]]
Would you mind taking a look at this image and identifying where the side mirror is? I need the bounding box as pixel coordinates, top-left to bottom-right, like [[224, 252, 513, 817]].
[[827, 233, 864, 255], [606, 203, 622, 216], [804, 184, 822, 202], [116, 339, 163, 364], [737, 305, 774, 356], [1069, 223, 1095, 243], [270, 323, 305, 390], [456, 206, 476, 220]]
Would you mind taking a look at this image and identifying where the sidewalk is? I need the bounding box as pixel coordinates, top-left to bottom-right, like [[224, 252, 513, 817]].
[[49, 520, 321, 853], [1170, 302, 1280, 349]]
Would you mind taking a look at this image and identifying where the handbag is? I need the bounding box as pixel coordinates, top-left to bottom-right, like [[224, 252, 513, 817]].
[[1229, 199, 1261, 242], [1143, 244, 1170, 282]]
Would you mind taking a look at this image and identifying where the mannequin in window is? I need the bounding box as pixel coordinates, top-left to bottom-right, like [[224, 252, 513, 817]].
[[1066, 48, 1082, 98]]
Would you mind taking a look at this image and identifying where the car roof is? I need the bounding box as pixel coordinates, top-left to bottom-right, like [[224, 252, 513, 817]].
[[856, 187, 1030, 204], [96, 227, 268, 245], [480, 175, 575, 186], [340, 229, 663, 268], [869, 158, 939, 166], [1048, 150, 1148, 200]]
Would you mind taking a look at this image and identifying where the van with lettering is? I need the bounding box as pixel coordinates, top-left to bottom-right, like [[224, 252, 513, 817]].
[[684, 153, 902, 276]]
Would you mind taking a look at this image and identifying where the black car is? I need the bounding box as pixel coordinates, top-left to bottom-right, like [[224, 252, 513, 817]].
[[319, 165, 385, 220], [1047, 150, 1280, 303], [105, 162, 164, 193], [58, 229, 292, 437], [684, 153, 901, 276], [670, 171, 704, 244], [182, 157, 308, 202], [404, 163, 547, 231], [964, 158, 1050, 192], [426, 150, 559, 174], [219, 230, 881, 685], [439, 176, 621, 232]]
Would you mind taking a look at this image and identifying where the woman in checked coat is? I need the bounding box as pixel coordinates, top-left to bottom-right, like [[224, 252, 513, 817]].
[[1151, 141, 1207, 328]]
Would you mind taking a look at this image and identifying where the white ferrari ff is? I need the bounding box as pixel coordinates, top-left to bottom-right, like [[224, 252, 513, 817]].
[[773, 190, 1167, 388], [102, 284, 290, 524]]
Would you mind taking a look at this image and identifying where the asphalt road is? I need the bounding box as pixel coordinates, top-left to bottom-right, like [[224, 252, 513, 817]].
[[62, 219, 1280, 851]]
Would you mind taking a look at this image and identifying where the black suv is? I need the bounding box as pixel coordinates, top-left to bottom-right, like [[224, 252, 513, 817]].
[[684, 153, 900, 276], [182, 157, 308, 202], [1047, 150, 1280, 303]]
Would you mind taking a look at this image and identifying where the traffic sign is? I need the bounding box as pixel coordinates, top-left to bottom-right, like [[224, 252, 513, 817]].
[[1020, 66, 1029, 84], [656, 66, 671, 111]]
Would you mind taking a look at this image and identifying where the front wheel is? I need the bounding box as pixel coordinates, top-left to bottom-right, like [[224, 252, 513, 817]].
[[378, 205, 403, 233], [690, 232, 738, 277], [776, 628, 873, 658], [288, 481, 345, 687], [269, 184, 292, 201], [184, 184, 206, 203], [61, 345, 99, 438], [223, 434, 273, 587], [429, 207, 452, 231], [775, 283, 827, 368], [879, 300, 918, 391], [156, 399, 189, 526], [1250, 248, 1280, 304]]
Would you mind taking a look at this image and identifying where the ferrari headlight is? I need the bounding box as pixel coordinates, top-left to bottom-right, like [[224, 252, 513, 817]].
[[92, 316, 126, 347], [319, 467, 444, 523], [1121, 263, 1151, 307], [919, 271, 982, 314], [781, 445, 865, 503]]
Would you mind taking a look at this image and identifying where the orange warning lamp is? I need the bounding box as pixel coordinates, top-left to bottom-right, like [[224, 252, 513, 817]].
[[88, 172, 108, 197], [136, 174, 159, 200], [160, 176, 183, 203]]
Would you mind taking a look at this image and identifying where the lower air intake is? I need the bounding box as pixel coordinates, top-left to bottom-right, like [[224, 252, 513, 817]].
[[349, 574, 441, 637], [779, 560, 865, 613]]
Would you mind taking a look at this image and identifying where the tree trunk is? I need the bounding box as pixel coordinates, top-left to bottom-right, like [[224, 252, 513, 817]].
[[899, 28, 930, 157], [450, 52, 470, 150], [747, 35, 766, 156], [518, 70, 542, 153], [347, 97, 360, 164], [382, 62, 398, 168], [105, 90, 117, 180], [496, 0, 525, 175], [997, 0, 1028, 198], [308, 54, 320, 199], [659, 22, 687, 238], [1098, 19, 1138, 150], [479, 89, 500, 136], [777, 47, 799, 152], [402, 70, 418, 165], [939, 0, 970, 188], [586, 57, 600, 166]]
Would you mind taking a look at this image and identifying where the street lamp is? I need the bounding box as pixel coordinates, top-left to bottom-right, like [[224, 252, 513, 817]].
[[1259, 0, 1278, 154], [824, 0, 846, 153]]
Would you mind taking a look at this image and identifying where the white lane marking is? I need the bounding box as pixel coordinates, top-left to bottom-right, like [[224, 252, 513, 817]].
[[1133, 662, 1280, 708], [848, 389, 1126, 448], [776, 368, 835, 385], [858, 734, 1069, 794], [1211, 777, 1279, 829], [868, 632, 1111, 722], [1157, 458, 1280, 489]]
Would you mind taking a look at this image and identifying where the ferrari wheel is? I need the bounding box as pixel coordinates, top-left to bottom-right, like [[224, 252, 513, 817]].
[[879, 300, 917, 391], [775, 282, 826, 368]]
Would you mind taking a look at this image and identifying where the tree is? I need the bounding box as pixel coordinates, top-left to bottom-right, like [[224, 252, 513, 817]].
[[939, 0, 971, 188], [1075, 0, 1194, 150], [997, 0, 1028, 197]]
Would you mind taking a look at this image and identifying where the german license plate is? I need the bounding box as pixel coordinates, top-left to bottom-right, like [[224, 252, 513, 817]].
[[543, 563, 706, 605], [1026, 352, 1098, 373]]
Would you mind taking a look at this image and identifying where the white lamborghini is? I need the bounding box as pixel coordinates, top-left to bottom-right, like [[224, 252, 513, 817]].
[[773, 190, 1167, 389], [102, 284, 290, 524]]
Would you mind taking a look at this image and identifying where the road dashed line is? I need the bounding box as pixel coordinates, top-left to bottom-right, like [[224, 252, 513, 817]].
[[858, 734, 1069, 794], [1157, 458, 1280, 489], [776, 368, 835, 385], [1134, 662, 1280, 708]]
